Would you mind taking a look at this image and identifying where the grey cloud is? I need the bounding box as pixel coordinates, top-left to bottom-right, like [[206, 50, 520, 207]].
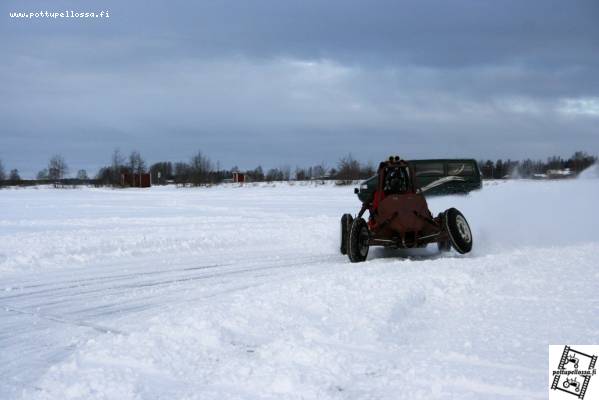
[[1, 0, 598, 176]]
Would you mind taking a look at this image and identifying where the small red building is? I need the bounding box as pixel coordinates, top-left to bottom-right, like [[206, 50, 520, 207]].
[[121, 173, 151, 188], [233, 172, 245, 183]]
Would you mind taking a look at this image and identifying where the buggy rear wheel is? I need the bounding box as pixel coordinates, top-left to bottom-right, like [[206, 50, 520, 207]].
[[445, 208, 473, 254], [340, 213, 353, 255], [348, 218, 370, 263]]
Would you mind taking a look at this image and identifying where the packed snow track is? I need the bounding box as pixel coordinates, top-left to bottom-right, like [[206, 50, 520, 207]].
[[1, 180, 598, 399]]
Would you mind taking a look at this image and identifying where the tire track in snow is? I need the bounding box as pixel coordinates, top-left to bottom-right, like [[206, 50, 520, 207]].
[[0, 254, 340, 313], [0, 252, 342, 399], [0, 262, 232, 300], [0, 304, 126, 335]]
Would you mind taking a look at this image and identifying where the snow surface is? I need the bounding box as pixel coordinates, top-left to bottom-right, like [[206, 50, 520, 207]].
[[1, 180, 598, 399]]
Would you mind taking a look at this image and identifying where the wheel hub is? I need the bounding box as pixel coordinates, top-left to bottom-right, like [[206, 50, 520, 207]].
[[455, 215, 471, 243]]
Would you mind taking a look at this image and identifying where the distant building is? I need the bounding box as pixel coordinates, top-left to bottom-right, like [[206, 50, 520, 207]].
[[546, 169, 575, 179], [532, 169, 575, 180], [121, 173, 151, 188], [232, 172, 245, 183]]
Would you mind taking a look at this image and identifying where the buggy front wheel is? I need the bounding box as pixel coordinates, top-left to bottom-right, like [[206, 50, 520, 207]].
[[340, 213, 353, 255]]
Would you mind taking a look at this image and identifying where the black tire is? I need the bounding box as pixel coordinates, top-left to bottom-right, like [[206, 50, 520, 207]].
[[444, 208, 473, 254], [348, 218, 370, 262], [436, 212, 451, 252], [340, 214, 353, 255]]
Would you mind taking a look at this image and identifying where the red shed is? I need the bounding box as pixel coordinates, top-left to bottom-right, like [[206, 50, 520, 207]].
[[121, 173, 151, 188], [233, 172, 245, 183]]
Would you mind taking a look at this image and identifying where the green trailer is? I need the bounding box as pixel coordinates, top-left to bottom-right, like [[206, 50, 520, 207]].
[[356, 159, 481, 203]]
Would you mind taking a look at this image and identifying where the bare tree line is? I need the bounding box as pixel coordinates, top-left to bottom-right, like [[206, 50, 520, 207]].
[[478, 151, 597, 179], [0, 159, 22, 185], [0, 149, 597, 188]]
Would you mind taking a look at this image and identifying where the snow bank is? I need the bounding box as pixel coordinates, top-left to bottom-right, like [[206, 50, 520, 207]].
[[578, 163, 599, 179]]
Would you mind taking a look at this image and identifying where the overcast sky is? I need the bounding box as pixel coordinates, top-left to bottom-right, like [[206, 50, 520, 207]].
[[1, 0, 598, 177]]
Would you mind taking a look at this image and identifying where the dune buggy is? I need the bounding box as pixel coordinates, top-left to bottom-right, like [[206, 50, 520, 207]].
[[340, 156, 473, 262]]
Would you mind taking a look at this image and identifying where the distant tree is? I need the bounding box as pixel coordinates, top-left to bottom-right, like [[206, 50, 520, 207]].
[[247, 166, 264, 182], [281, 165, 291, 181], [9, 169, 20, 182], [312, 163, 327, 179], [37, 168, 49, 180], [76, 169, 89, 180], [517, 159, 534, 178], [111, 148, 125, 184], [478, 160, 492, 179], [295, 167, 308, 181], [48, 155, 68, 181], [504, 159, 519, 178], [174, 162, 191, 185], [0, 160, 5, 182], [95, 166, 112, 185], [149, 162, 173, 185], [189, 151, 213, 185], [128, 151, 146, 175], [568, 151, 597, 173], [360, 161, 375, 178], [336, 154, 361, 183], [547, 155, 564, 170], [266, 168, 283, 182], [494, 159, 504, 179]]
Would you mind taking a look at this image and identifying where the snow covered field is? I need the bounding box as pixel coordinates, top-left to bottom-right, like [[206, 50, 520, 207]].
[[1, 179, 598, 399]]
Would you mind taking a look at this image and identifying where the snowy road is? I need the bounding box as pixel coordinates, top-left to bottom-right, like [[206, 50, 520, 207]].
[[1, 181, 598, 399]]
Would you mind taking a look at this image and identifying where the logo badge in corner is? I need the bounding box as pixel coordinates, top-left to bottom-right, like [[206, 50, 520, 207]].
[[549, 345, 598, 399]]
